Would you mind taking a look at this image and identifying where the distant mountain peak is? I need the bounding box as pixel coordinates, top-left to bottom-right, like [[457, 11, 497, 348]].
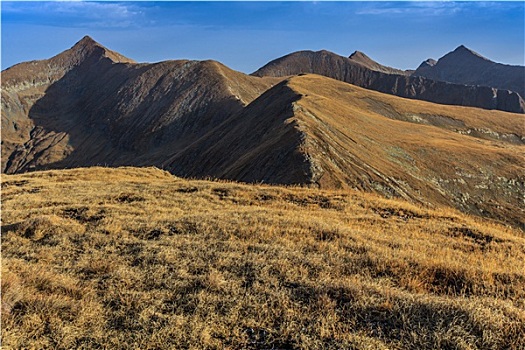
[[349, 50, 370, 60], [413, 45, 524, 98], [454, 44, 475, 53], [67, 35, 135, 64], [416, 58, 437, 70], [348, 50, 409, 75], [450, 45, 489, 61], [74, 35, 99, 49]]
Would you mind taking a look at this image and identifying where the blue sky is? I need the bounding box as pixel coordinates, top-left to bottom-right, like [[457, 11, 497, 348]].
[[2, 1, 524, 72]]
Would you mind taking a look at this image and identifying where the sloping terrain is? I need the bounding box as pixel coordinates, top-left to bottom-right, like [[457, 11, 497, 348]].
[[348, 50, 411, 75], [252, 50, 525, 113], [1, 36, 280, 173], [1, 36, 135, 172], [171, 74, 524, 227], [2, 167, 525, 349], [2, 38, 523, 227], [413, 45, 525, 98], [164, 79, 309, 184]]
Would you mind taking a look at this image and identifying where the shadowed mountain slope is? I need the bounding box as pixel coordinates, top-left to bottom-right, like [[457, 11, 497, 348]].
[[1, 36, 280, 173], [413, 45, 525, 98], [1, 36, 135, 172], [171, 74, 524, 227], [252, 50, 525, 113], [164, 80, 310, 185]]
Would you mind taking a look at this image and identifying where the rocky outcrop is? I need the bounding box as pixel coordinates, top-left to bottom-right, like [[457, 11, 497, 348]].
[[252, 50, 525, 113], [417, 58, 437, 70]]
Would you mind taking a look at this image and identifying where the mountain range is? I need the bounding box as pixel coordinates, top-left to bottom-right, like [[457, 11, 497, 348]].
[[253, 49, 524, 113], [2, 36, 524, 227], [413, 45, 525, 98]]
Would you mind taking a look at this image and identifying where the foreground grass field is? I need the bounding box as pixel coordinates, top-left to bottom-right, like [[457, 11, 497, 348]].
[[2, 167, 524, 349]]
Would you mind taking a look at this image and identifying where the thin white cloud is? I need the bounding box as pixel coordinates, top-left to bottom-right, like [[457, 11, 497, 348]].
[[2, 1, 145, 28], [355, 2, 464, 16], [355, 1, 522, 17], [48, 2, 133, 15]]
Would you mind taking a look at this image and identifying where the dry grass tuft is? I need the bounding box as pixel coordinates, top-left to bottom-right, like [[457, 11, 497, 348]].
[[2, 167, 524, 349]]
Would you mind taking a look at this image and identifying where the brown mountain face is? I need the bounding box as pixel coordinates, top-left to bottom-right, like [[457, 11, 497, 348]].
[[252, 50, 525, 113], [2, 37, 524, 227], [413, 45, 525, 98], [1, 36, 136, 172], [170, 74, 524, 227], [163, 79, 311, 185], [1, 36, 280, 173]]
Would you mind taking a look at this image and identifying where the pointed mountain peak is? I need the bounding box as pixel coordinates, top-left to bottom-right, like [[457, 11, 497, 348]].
[[449, 45, 489, 61], [66, 35, 135, 64], [70, 35, 112, 55], [348, 50, 379, 67], [348, 50, 408, 75], [454, 44, 471, 52], [416, 58, 437, 70], [349, 50, 371, 60], [74, 35, 100, 49]]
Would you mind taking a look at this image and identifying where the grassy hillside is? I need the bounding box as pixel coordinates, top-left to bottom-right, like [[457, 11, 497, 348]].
[[289, 74, 524, 228], [172, 74, 524, 228], [2, 167, 524, 349]]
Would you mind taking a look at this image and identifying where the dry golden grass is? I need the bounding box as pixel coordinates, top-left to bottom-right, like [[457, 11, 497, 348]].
[[287, 74, 524, 227], [2, 167, 524, 349]]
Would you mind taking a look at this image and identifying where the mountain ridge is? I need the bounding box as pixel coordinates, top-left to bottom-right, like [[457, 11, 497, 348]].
[[165, 73, 524, 227], [413, 45, 525, 98], [1, 37, 280, 173], [348, 50, 412, 75], [2, 36, 135, 91], [252, 49, 525, 113], [2, 37, 524, 227]]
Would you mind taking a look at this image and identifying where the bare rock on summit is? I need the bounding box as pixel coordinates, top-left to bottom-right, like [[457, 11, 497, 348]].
[[416, 58, 437, 70]]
